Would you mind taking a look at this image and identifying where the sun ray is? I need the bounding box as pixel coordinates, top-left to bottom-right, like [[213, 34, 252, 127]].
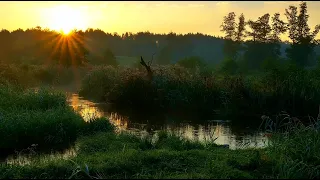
[[45, 34, 64, 66]]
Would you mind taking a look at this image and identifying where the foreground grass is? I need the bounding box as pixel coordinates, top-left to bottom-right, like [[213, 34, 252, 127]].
[[0, 131, 269, 179], [1, 108, 319, 179], [262, 113, 320, 179]]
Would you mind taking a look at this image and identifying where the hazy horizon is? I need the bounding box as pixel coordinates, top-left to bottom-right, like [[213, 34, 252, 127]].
[[1, 1, 320, 40]]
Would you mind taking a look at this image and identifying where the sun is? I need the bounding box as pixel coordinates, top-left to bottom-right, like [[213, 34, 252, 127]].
[[48, 5, 87, 35]]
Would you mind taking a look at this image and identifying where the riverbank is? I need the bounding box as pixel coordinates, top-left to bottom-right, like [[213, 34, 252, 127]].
[[1, 131, 270, 179]]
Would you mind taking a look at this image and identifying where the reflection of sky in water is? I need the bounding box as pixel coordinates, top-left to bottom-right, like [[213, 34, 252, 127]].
[[67, 94, 268, 149]]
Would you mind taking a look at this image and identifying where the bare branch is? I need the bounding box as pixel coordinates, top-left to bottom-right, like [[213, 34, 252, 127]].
[[140, 56, 153, 81]]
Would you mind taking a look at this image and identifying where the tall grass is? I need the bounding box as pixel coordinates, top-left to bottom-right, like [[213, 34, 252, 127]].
[[79, 64, 320, 121], [262, 113, 320, 178]]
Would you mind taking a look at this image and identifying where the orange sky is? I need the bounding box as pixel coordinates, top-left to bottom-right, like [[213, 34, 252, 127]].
[[1, 1, 320, 39]]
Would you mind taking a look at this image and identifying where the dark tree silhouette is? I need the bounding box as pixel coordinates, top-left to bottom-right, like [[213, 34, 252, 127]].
[[220, 12, 243, 60], [285, 1, 320, 66], [270, 13, 287, 42], [246, 13, 271, 43], [236, 13, 246, 42], [243, 13, 283, 70], [221, 12, 237, 40]]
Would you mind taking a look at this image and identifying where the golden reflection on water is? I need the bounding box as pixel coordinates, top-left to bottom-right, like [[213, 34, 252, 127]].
[[68, 94, 104, 121], [68, 93, 268, 149]]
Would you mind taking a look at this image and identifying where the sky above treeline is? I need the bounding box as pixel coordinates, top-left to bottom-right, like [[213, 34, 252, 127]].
[[1, 1, 320, 40]]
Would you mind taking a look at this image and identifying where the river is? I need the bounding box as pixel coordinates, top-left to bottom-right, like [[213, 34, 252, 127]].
[[67, 93, 268, 150], [4, 89, 269, 165]]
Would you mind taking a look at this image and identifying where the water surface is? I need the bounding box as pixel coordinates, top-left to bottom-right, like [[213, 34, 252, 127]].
[[67, 93, 268, 150]]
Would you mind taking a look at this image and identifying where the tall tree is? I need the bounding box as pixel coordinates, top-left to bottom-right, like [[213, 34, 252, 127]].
[[221, 12, 239, 60], [266, 13, 288, 62], [220, 12, 237, 40], [246, 13, 271, 42], [285, 5, 299, 43], [244, 13, 281, 70], [236, 13, 246, 42], [285, 1, 320, 66], [270, 13, 287, 42]]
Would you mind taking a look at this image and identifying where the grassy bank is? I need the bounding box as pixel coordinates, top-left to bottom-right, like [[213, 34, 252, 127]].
[[0, 84, 113, 156], [0, 131, 267, 179], [79, 64, 320, 121]]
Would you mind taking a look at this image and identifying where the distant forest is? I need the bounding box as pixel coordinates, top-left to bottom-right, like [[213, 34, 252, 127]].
[[0, 1, 319, 68]]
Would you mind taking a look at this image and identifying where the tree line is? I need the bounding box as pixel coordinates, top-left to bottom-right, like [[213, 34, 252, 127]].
[[0, 1, 319, 68], [220, 1, 320, 69]]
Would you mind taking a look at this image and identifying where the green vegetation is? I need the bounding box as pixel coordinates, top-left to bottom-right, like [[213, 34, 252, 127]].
[[0, 85, 113, 156], [1, 113, 320, 179], [0, 132, 265, 179], [79, 63, 320, 121], [262, 114, 320, 178], [0, 65, 319, 178]]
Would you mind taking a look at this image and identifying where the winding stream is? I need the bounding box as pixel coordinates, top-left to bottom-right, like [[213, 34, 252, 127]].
[[67, 93, 268, 150], [4, 90, 269, 165]]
